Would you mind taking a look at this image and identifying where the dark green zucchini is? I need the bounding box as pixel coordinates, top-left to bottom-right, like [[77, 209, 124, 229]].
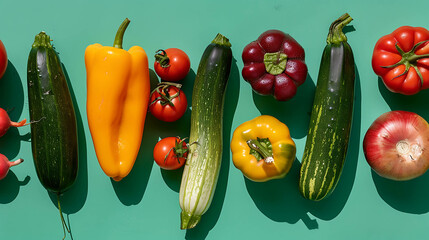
[[179, 33, 232, 229], [299, 14, 355, 201], [27, 32, 78, 236]]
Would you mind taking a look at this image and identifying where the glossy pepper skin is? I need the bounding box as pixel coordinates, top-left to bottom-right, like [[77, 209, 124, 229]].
[[85, 18, 150, 181], [231, 115, 296, 182], [242, 30, 308, 101]]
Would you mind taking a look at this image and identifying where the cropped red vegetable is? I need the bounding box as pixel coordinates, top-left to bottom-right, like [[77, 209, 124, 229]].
[[0, 40, 7, 79], [363, 111, 429, 181], [149, 83, 187, 122], [372, 26, 429, 95], [0, 153, 23, 180], [0, 108, 27, 137], [153, 137, 188, 170], [154, 48, 190, 82], [242, 30, 308, 101]]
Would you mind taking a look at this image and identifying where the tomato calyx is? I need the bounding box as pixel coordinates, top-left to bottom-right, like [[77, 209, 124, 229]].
[[382, 40, 429, 86], [150, 82, 182, 107], [155, 49, 170, 68], [165, 137, 188, 164]]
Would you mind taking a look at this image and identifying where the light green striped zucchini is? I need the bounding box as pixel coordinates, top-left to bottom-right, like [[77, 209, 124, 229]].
[[179, 33, 232, 229]]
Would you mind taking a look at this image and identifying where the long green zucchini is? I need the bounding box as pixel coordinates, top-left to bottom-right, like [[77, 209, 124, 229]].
[[179, 33, 232, 229], [299, 13, 355, 201], [27, 32, 78, 237]]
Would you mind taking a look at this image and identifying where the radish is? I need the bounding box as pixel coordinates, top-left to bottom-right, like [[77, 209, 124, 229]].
[[0, 107, 27, 137], [0, 153, 23, 180]]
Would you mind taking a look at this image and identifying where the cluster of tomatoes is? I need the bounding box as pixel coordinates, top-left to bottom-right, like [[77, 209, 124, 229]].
[[151, 48, 191, 170]]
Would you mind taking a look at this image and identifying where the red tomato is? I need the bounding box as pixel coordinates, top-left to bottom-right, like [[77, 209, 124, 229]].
[[372, 26, 429, 95], [0, 40, 7, 79], [149, 84, 187, 122], [363, 111, 429, 181], [153, 137, 188, 170], [154, 48, 190, 82]]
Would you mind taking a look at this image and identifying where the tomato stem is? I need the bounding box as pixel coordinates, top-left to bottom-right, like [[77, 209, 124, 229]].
[[149, 83, 183, 107], [155, 49, 170, 68], [164, 138, 188, 164]]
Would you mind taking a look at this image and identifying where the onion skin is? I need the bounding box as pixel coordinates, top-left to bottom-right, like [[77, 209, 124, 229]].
[[363, 111, 429, 181]]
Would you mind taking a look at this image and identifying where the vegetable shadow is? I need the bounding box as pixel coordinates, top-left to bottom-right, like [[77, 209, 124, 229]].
[[0, 172, 30, 204], [245, 65, 361, 227], [185, 58, 239, 240], [371, 170, 429, 214], [48, 64, 88, 214], [110, 69, 159, 205], [157, 69, 195, 192], [374, 77, 429, 214], [0, 61, 27, 159], [378, 77, 429, 120], [244, 158, 318, 229], [252, 73, 316, 139]]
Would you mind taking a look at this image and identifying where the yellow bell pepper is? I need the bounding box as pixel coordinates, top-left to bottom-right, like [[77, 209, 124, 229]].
[[85, 18, 150, 181], [231, 115, 296, 182]]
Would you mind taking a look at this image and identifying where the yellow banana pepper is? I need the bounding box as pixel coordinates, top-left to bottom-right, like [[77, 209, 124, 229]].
[[85, 18, 150, 181], [231, 115, 296, 182]]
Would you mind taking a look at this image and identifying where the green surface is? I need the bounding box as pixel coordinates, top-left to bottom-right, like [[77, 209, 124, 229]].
[[1, 0, 429, 239]]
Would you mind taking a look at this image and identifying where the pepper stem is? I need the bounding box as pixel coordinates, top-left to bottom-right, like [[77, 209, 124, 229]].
[[247, 139, 274, 163], [264, 52, 288, 75], [113, 18, 131, 49], [327, 13, 353, 45]]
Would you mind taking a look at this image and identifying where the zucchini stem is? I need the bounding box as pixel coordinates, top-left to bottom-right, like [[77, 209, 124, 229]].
[[211, 33, 231, 48], [113, 18, 130, 49], [327, 13, 353, 45], [57, 194, 71, 240]]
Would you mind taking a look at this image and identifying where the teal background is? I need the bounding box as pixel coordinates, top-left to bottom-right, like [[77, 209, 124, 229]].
[[1, 0, 429, 239]]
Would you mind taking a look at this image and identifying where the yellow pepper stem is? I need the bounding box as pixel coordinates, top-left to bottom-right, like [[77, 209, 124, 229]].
[[113, 18, 131, 49], [246, 139, 274, 163]]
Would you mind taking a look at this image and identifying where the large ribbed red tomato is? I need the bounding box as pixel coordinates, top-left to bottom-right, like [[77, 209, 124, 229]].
[[372, 26, 429, 95]]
